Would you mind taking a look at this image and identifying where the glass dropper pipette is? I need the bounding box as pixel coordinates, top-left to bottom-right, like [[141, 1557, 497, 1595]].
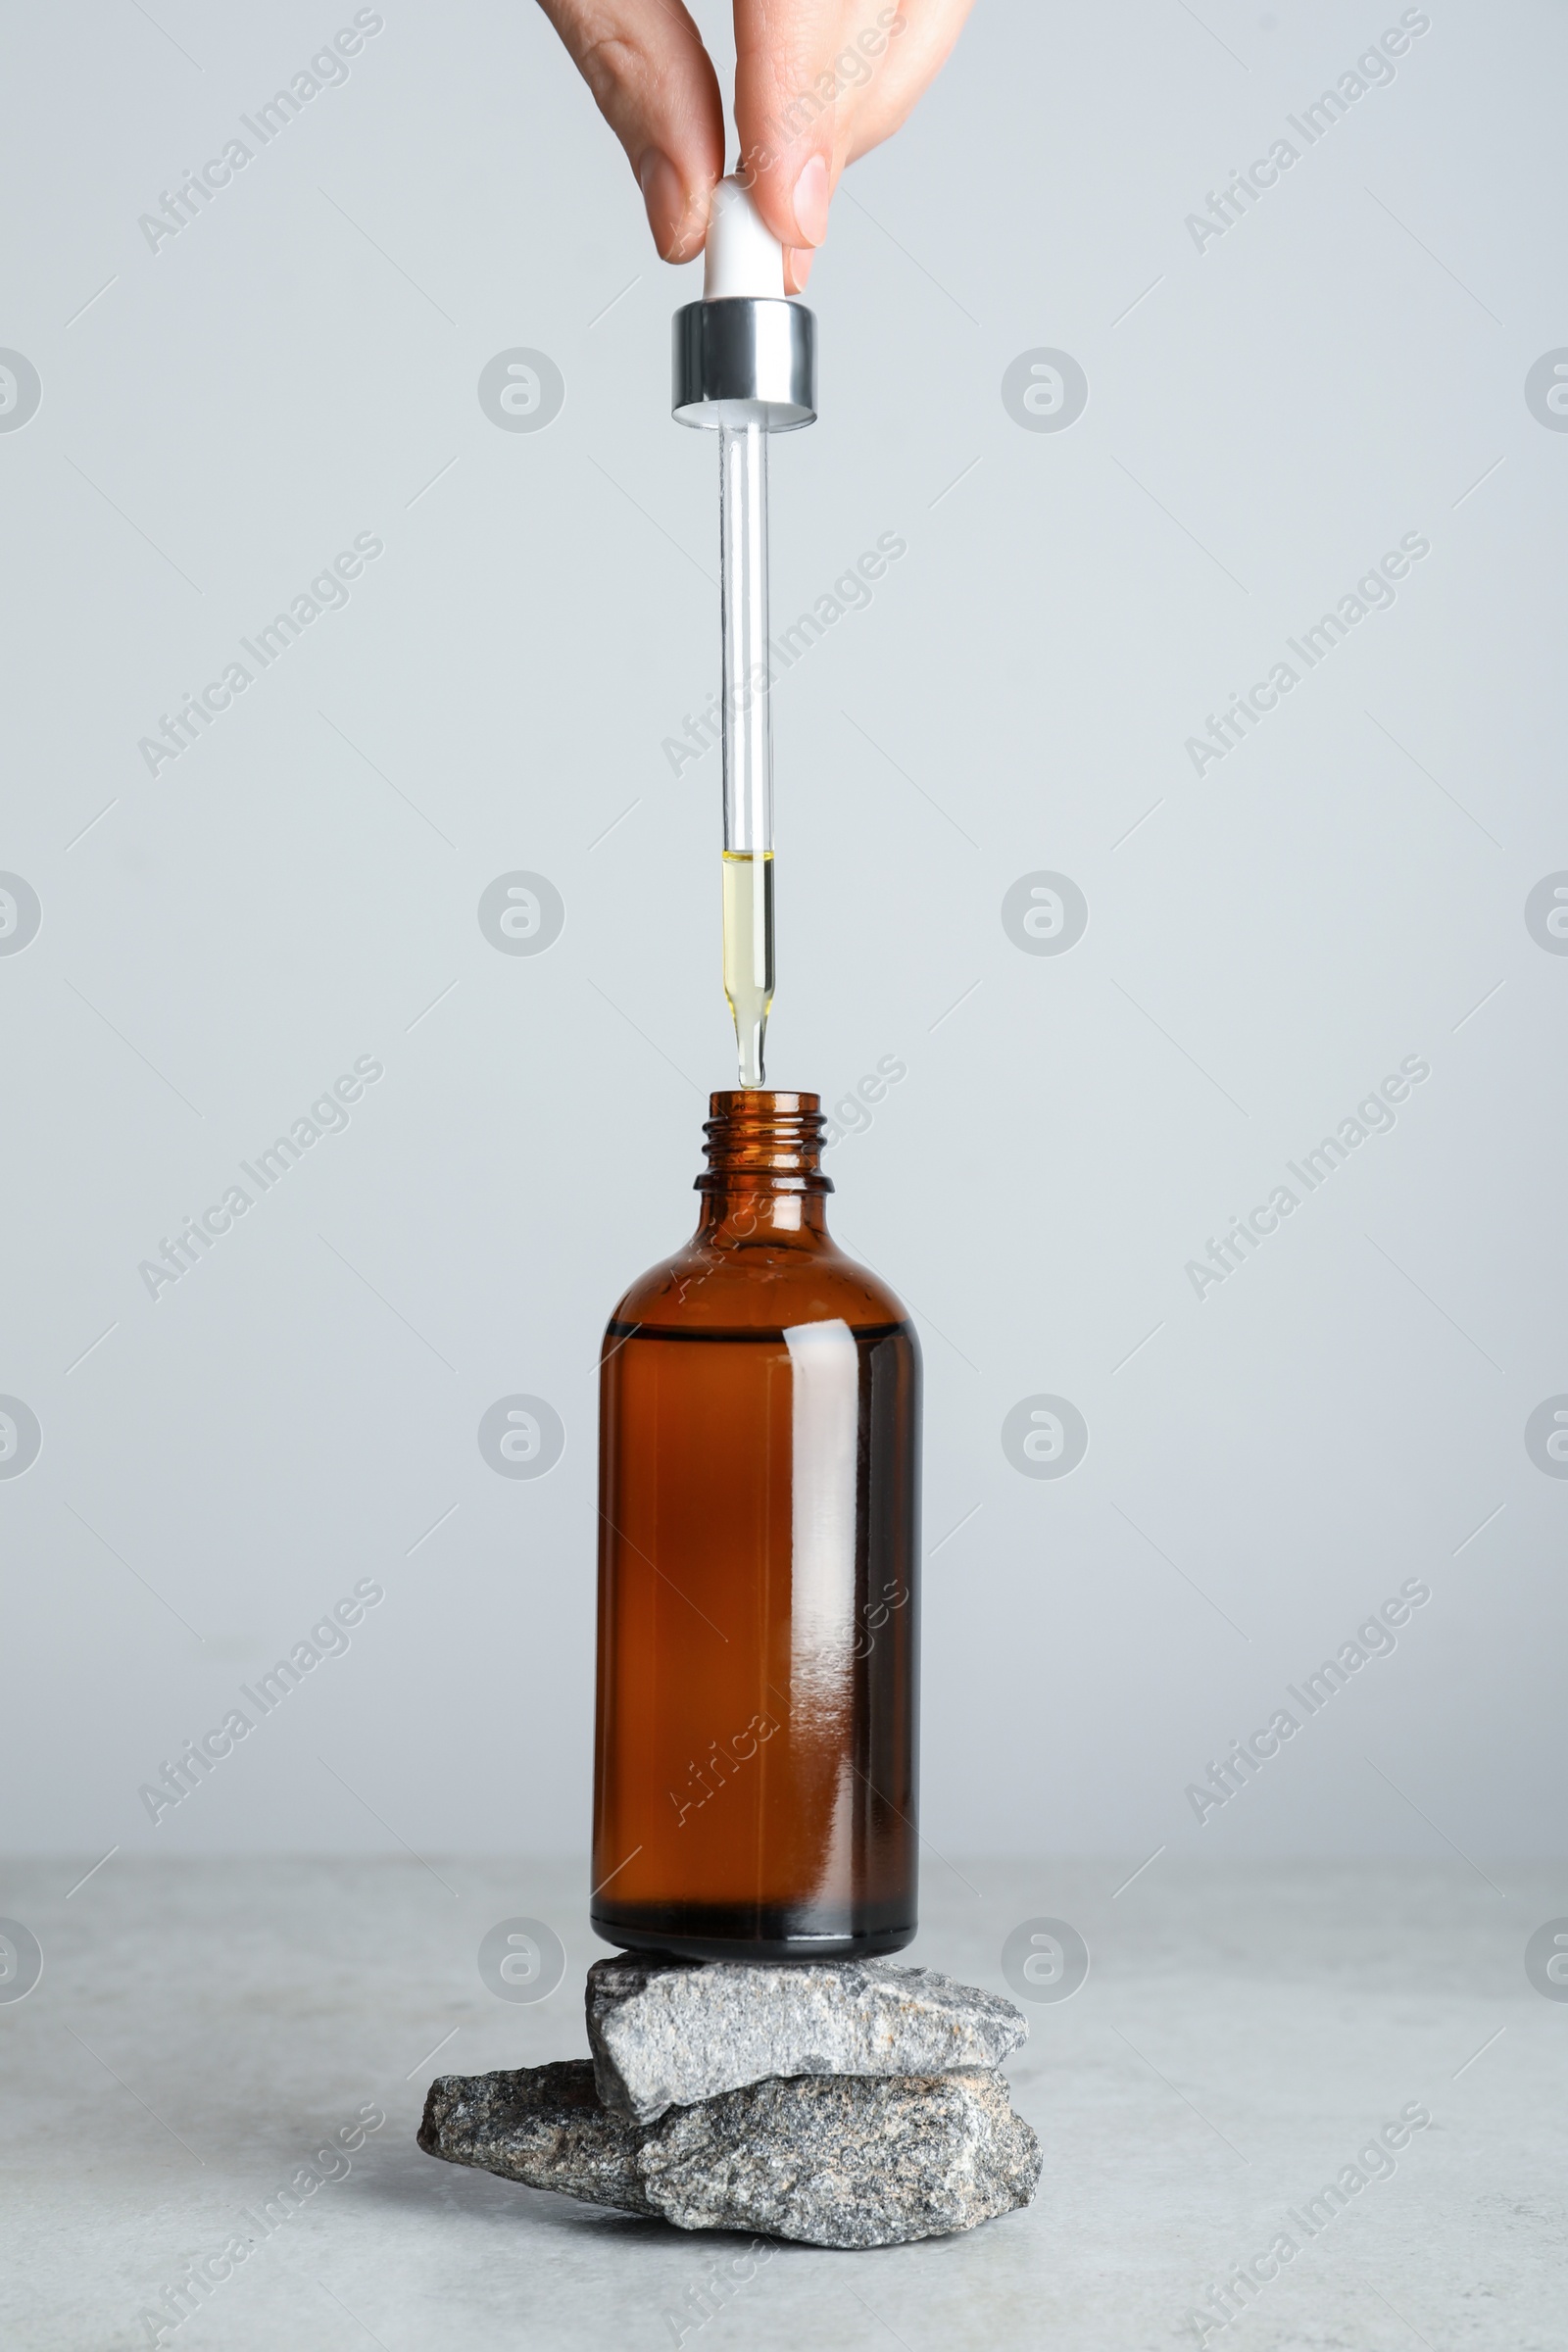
[[719, 415, 772, 1085], [671, 176, 817, 1088]]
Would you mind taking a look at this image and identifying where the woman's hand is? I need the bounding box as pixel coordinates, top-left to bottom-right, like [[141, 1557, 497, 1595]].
[[535, 0, 975, 291]]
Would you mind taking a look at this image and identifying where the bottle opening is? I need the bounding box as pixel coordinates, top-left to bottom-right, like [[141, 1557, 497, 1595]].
[[699, 1090, 832, 1191]]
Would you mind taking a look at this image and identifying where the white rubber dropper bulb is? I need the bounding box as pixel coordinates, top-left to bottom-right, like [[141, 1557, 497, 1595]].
[[704, 175, 786, 301]]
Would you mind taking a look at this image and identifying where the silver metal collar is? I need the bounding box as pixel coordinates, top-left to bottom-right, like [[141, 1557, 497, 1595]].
[[672, 298, 817, 430]]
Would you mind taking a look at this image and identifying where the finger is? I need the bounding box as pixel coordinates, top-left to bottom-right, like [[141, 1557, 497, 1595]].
[[838, 0, 976, 164], [536, 0, 725, 260], [733, 0, 864, 251], [734, 1, 976, 254]]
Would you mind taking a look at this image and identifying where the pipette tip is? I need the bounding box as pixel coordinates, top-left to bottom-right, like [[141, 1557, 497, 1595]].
[[736, 1016, 766, 1091]]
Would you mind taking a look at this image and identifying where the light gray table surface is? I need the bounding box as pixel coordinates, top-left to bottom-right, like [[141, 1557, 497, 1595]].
[[3, 1857, 1562, 2351]]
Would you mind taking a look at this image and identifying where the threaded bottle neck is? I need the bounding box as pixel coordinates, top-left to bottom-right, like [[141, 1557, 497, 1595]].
[[696, 1090, 833, 1197]]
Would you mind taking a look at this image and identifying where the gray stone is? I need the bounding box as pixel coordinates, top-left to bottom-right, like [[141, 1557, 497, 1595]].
[[587, 1956, 1028, 2122], [418, 2060, 1041, 2249]]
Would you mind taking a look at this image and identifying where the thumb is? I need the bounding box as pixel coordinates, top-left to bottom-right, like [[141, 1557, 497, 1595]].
[[733, 1, 899, 253], [536, 0, 725, 261]]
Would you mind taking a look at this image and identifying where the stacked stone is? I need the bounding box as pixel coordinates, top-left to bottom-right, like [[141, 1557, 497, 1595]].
[[419, 1956, 1042, 2249]]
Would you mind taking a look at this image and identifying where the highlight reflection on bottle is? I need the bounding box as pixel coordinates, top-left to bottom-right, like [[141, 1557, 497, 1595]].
[[591, 1091, 920, 1960]]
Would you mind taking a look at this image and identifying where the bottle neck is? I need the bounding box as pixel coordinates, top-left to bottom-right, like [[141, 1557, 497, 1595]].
[[695, 1090, 833, 1239]]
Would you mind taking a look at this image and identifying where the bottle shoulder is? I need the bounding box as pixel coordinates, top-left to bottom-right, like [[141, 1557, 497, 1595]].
[[610, 1229, 914, 1339]]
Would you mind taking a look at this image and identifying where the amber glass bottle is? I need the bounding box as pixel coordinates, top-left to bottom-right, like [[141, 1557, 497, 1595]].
[[591, 1091, 920, 1960]]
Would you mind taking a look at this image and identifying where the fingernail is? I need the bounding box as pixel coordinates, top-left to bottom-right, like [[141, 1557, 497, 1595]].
[[639, 150, 687, 256], [785, 246, 815, 293], [789, 153, 831, 247]]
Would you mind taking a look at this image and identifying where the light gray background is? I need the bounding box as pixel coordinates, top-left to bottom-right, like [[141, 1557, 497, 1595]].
[[3, 0, 1563, 1873]]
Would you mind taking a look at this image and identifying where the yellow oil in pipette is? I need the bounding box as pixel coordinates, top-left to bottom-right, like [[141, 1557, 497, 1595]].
[[722, 850, 774, 1088]]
